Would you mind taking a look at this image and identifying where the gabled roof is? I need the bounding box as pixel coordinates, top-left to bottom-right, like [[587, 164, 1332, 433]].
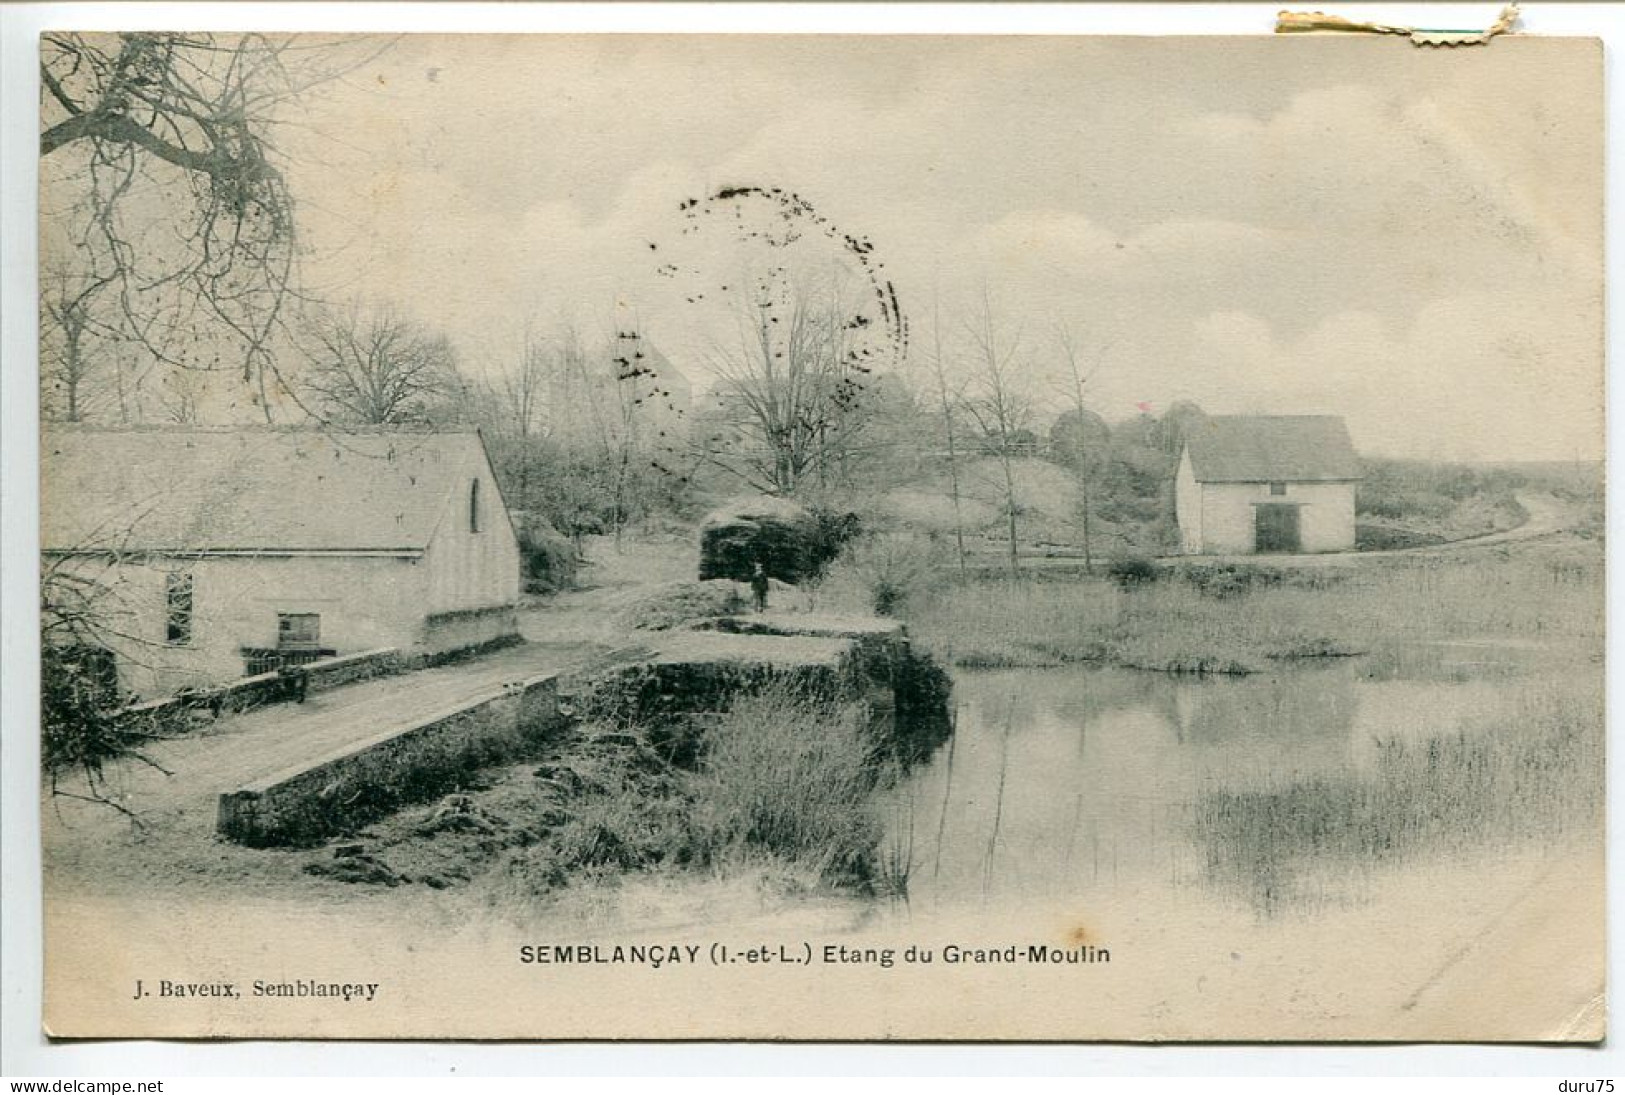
[[1183, 415, 1362, 483], [42, 428, 496, 554]]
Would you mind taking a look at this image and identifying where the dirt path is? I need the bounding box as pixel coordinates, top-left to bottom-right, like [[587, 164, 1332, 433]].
[[1415, 490, 1569, 547]]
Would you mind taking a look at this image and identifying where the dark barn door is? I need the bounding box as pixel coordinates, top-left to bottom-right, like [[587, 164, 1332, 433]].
[[1254, 504, 1302, 553]]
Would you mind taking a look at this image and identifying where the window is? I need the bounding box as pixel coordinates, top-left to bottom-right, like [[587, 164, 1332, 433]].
[[469, 478, 482, 533], [278, 613, 321, 651], [1269, 482, 1287, 496], [165, 572, 193, 645]]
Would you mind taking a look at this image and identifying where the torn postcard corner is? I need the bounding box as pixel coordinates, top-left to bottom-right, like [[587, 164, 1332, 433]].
[[1275, 3, 1521, 47]]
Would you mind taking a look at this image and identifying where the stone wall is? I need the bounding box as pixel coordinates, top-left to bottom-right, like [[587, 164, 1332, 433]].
[[305, 648, 405, 692], [112, 648, 404, 737], [713, 616, 953, 762], [214, 616, 952, 848], [421, 604, 520, 657], [216, 673, 563, 847], [572, 619, 951, 766]]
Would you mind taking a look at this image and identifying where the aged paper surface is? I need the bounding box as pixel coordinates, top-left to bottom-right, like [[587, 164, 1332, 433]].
[[37, 32, 1603, 1041]]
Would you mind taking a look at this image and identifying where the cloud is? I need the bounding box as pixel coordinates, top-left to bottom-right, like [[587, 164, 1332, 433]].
[[1186, 296, 1602, 462], [270, 35, 1599, 461]]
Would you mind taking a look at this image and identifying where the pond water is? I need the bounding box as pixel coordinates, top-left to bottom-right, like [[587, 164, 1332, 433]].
[[889, 644, 1601, 919]]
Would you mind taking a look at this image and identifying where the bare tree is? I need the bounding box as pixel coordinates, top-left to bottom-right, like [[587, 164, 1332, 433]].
[[41, 539, 180, 825], [1051, 324, 1112, 571], [1158, 399, 1209, 456], [566, 325, 679, 548], [696, 270, 871, 496], [458, 320, 686, 551], [39, 32, 388, 420], [157, 365, 216, 425], [499, 329, 551, 447], [606, 330, 659, 548], [655, 187, 907, 499], [301, 302, 457, 425], [961, 288, 1033, 575], [39, 263, 114, 423], [922, 295, 970, 573], [480, 325, 554, 504]]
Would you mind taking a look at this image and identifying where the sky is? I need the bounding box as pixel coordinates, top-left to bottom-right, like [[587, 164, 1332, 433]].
[[276, 33, 1604, 462]]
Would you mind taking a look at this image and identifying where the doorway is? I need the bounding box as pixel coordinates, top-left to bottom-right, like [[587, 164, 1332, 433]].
[[1254, 504, 1302, 553]]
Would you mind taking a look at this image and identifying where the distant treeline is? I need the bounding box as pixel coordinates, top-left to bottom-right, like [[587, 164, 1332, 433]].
[[1358, 458, 1601, 519]]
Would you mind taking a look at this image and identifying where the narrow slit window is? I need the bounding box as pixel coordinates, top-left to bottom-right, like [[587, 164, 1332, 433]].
[[1269, 482, 1287, 496], [469, 478, 482, 533], [165, 572, 194, 645]]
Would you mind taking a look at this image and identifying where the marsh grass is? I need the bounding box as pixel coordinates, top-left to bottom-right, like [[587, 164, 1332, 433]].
[[684, 687, 895, 886], [1192, 683, 1604, 913], [906, 549, 1602, 673], [499, 684, 903, 901]]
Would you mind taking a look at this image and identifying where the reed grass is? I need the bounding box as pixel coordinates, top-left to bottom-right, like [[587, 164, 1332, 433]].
[[503, 683, 902, 897], [684, 687, 893, 886], [1192, 683, 1604, 912], [905, 549, 1601, 673]]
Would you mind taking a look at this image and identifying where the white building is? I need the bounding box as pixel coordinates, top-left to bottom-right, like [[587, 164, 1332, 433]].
[[1174, 416, 1362, 555], [42, 428, 522, 699]]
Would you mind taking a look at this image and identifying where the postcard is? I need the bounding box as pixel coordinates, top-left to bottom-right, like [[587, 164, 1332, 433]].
[[37, 31, 1604, 1040]]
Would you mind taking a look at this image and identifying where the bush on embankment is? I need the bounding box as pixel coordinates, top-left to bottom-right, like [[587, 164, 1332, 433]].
[[684, 687, 893, 884]]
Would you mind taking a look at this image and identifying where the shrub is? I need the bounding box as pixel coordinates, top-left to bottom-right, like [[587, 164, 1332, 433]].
[[810, 509, 863, 573], [41, 645, 141, 786], [1355, 458, 1528, 526], [1106, 556, 1158, 588], [1174, 563, 1290, 599], [890, 648, 956, 764], [514, 516, 578, 593], [1171, 563, 1349, 599], [816, 531, 947, 617], [1354, 524, 1446, 552]]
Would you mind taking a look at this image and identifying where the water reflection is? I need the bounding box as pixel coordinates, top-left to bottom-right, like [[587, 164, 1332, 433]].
[[895, 657, 1601, 917]]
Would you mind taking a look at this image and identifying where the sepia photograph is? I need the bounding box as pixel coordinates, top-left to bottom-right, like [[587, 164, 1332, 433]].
[[29, 26, 1604, 1043]]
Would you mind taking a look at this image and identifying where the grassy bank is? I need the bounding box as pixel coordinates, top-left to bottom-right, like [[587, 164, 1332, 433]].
[[490, 684, 909, 902], [893, 547, 1601, 673], [288, 684, 912, 901], [1192, 682, 1604, 912]]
